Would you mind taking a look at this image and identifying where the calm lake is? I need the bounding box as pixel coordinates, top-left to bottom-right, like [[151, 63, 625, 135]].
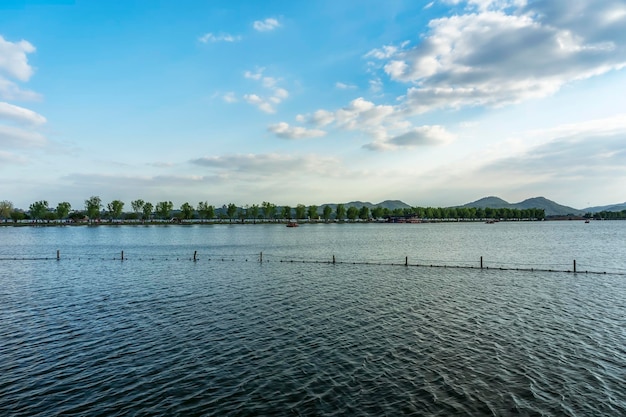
[[1, 222, 625, 416]]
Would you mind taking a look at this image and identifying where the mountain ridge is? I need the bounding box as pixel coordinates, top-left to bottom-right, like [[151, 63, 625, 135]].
[[582, 202, 626, 213], [209, 197, 624, 217], [459, 196, 583, 216]]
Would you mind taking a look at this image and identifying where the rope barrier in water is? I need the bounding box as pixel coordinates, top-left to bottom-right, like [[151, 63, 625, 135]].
[[1, 251, 624, 276]]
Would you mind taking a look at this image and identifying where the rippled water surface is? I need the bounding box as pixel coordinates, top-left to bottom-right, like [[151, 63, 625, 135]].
[[1, 223, 625, 416]]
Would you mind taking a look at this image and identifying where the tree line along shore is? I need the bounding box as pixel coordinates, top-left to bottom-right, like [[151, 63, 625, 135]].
[[3, 196, 625, 225], [1, 196, 553, 225]]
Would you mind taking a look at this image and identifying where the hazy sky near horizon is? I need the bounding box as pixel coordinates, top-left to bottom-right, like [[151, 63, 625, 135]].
[[2, 0, 626, 210]]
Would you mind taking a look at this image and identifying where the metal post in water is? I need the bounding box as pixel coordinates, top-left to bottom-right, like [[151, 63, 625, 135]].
[[121, 250, 124, 261], [333, 255, 336, 264], [194, 250, 197, 262], [260, 252, 263, 263], [405, 256, 408, 266], [480, 256, 483, 269], [57, 250, 60, 261], [573, 259, 576, 273]]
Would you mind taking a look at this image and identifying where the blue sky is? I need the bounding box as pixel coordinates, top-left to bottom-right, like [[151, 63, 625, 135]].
[[2, 0, 626, 210]]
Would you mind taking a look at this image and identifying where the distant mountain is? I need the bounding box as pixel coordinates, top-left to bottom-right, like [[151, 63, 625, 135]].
[[582, 202, 626, 213], [461, 196, 583, 216], [460, 196, 511, 209], [516, 197, 584, 216], [319, 200, 411, 211]]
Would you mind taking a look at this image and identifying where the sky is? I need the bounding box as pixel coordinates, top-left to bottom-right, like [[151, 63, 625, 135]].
[[1, 0, 626, 211]]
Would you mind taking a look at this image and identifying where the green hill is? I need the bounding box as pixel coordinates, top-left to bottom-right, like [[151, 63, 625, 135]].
[[319, 200, 411, 211], [582, 202, 626, 213], [461, 196, 583, 216]]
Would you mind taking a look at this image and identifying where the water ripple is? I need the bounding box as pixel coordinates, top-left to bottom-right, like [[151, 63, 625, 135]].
[[1, 260, 625, 416]]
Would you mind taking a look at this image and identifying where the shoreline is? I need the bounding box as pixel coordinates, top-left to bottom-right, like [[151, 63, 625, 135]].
[[0, 218, 575, 227]]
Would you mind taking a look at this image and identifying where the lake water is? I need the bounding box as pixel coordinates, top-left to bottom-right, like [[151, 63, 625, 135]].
[[1, 222, 625, 416]]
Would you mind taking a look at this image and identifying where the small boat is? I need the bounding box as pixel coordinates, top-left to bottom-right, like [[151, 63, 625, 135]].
[[286, 221, 299, 227], [585, 219, 590, 223]]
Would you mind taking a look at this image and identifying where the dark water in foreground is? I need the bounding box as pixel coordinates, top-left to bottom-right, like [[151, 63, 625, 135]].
[[1, 223, 625, 416]]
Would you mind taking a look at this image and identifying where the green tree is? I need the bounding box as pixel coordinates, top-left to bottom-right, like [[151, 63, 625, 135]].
[[10, 210, 25, 223], [371, 206, 384, 220], [107, 200, 125, 221], [155, 201, 173, 219], [535, 208, 545, 220], [336, 204, 346, 221], [197, 201, 214, 222], [226, 203, 237, 223], [249, 204, 260, 223], [44, 211, 57, 222], [0, 200, 13, 222], [85, 196, 102, 222], [131, 199, 145, 218], [322, 205, 332, 222], [262, 201, 276, 221], [295, 204, 306, 220], [29, 200, 49, 223], [237, 207, 247, 223], [307, 205, 318, 220], [346, 206, 358, 221], [142, 202, 154, 221], [282, 205, 292, 220], [359, 206, 370, 221], [180, 202, 194, 220], [56, 202, 71, 221]]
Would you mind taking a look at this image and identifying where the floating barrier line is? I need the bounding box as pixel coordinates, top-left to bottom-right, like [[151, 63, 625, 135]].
[[1, 251, 625, 277]]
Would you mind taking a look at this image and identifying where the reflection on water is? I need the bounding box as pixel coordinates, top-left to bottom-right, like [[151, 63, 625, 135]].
[[1, 224, 625, 415]]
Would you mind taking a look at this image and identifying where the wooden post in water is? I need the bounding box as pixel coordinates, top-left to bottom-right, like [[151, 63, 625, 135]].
[[405, 256, 408, 266], [573, 259, 576, 273], [332, 255, 336, 264], [57, 250, 60, 261], [260, 252, 263, 263], [193, 250, 197, 262], [121, 250, 124, 261], [480, 256, 483, 269]]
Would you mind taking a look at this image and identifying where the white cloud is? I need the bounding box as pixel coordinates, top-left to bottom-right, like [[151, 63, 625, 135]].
[[0, 36, 47, 163], [522, 113, 626, 142], [335, 97, 395, 131], [243, 69, 289, 113], [0, 124, 47, 148], [365, 125, 455, 151], [0, 36, 35, 81], [253, 18, 281, 32], [335, 82, 357, 90], [0, 102, 46, 125], [389, 125, 455, 146], [190, 153, 341, 179], [369, 78, 383, 93], [262, 76, 277, 88], [365, 44, 406, 60], [0, 36, 40, 101], [223, 92, 237, 103], [309, 110, 335, 127], [273, 87, 288, 100], [244, 70, 263, 80], [244, 94, 275, 113], [378, 2, 626, 113], [479, 130, 626, 179], [267, 122, 326, 140], [198, 32, 241, 43]]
